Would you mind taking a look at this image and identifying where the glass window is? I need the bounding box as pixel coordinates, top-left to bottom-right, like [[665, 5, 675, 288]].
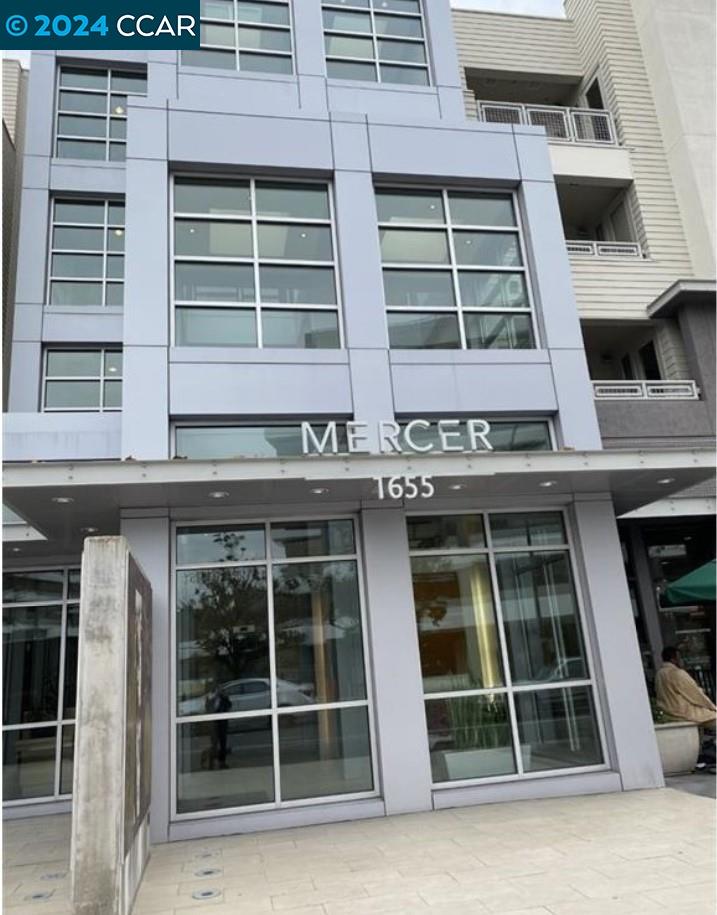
[[378, 188, 536, 350], [322, 0, 429, 85], [56, 66, 146, 161], [398, 420, 552, 455], [42, 349, 122, 412], [174, 519, 374, 814], [183, 0, 293, 74], [49, 198, 125, 308], [173, 179, 341, 349], [408, 512, 603, 784], [175, 424, 350, 460], [2, 568, 80, 801]]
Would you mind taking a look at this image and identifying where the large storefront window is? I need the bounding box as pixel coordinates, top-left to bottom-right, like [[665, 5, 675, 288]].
[[3, 568, 79, 803], [174, 519, 375, 815], [408, 512, 604, 784]]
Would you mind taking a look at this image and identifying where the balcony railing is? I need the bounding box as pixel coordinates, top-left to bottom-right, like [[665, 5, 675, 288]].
[[476, 100, 618, 145], [593, 381, 700, 400], [567, 240, 643, 258]]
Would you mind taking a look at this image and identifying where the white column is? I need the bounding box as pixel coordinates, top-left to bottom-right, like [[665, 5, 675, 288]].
[[361, 508, 433, 814]]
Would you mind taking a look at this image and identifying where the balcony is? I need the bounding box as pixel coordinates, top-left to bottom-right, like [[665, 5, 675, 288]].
[[593, 380, 700, 401], [476, 100, 618, 145], [566, 240, 643, 258]]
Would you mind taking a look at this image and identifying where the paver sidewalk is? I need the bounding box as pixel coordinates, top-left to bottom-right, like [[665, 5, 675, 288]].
[[3, 788, 715, 915]]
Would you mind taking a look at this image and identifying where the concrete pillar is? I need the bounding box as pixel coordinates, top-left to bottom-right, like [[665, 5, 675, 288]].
[[361, 508, 432, 814], [121, 513, 171, 845], [71, 537, 152, 915], [572, 499, 664, 791]]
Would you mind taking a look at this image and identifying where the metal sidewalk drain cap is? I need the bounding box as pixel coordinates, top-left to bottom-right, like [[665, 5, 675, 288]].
[[191, 888, 221, 900], [25, 891, 54, 901], [194, 867, 223, 877]]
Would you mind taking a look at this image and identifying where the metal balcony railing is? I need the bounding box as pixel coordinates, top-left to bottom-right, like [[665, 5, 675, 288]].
[[593, 380, 700, 400], [566, 240, 643, 258], [476, 100, 618, 145]]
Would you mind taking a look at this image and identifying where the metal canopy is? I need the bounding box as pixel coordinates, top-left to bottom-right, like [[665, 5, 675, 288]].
[[3, 448, 714, 560]]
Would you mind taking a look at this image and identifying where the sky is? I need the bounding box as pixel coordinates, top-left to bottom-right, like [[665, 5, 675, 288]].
[[1, 1, 565, 69]]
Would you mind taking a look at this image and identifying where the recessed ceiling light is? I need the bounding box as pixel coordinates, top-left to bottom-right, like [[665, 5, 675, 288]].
[[114, 105, 125, 115], [52, 496, 74, 504], [449, 483, 465, 491], [311, 487, 329, 495], [657, 478, 675, 485], [81, 526, 99, 534], [11, 547, 21, 553], [208, 491, 229, 499], [539, 481, 557, 488]]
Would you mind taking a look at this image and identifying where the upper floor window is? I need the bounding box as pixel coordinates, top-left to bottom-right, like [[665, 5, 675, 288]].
[[323, 0, 429, 85], [377, 188, 536, 350], [55, 67, 147, 162], [49, 199, 125, 307], [42, 348, 122, 412], [172, 177, 341, 348], [182, 0, 293, 74]]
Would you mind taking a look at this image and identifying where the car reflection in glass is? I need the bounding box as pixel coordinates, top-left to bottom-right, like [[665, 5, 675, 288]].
[[179, 678, 313, 717]]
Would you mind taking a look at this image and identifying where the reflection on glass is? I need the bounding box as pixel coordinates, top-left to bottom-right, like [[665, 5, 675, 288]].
[[490, 512, 566, 548], [496, 551, 587, 685], [3, 606, 62, 724], [380, 65, 429, 85], [3, 571, 64, 603], [376, 191, 444, 224], [411, 555, 503, 693], [174, 263, 255, 302], [56, 140, 106, 160], [238, 1, 290, 25], [383, 270, 455, 309], [175, 221, 253, 258], [325, 34, 374, 59], [239, 54, 293, 74], [174, 179, 251, 216], [464, 313, 534, 350], [448, 194, 516, 227], [51, 254, 103, 278], [459, 272, 528, 309], [3, 728, 58, 800], [45, 381, 101, 409], [257, 224, 332, 261], [177, 717, 274, 812], [273, 560, 366, 704], [60, 724, 75, 795], [454, 232, 522, 267], [327, 60, 377, 81], [259, 266, 336, 305], [175, 424, 349, 460], [378, 39, 426, 63], [374, 14, 423, 37], [380, 229, 449, 264], [279, 706, 373, 800], [425, 695, 515, 781], [182, 49, 235, 69], [407, 515, 486, 551], [177, 525, 266, 565], [271, 521, 355, 560], [262, 310, 340, 349], [398, 422, 551, 456], [175, 307, 257, 347], [387, 312, 461, 349], [255, 184, 329, 220], [176, 567, 269, 716], [515, 687, 602, 772], [63, 606, 79, 720], [50, 283, 103, 307]]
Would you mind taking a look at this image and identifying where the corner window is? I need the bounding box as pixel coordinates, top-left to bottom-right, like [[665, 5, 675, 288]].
[[377, 188, 536, 350], [174, 519, 375, 814], [323, 0, 429, 85], [182, 0, 293, 74], [55, 67, 147, 161], [3, 569, 80, 803], [42, 349, 122, 412], [408, 512, 604, 784], [172, 177, 341, 348], [49, 199, 125, 307]]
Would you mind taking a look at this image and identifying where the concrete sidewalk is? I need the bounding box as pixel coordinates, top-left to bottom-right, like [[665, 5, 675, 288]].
[[3, 788, 715, 915]]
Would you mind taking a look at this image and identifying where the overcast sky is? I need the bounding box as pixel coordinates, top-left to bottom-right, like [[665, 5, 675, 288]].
[[1, 1, 565, 69]]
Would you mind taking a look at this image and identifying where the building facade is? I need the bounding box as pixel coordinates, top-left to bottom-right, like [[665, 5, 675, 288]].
[[3, 0, 714, 843]]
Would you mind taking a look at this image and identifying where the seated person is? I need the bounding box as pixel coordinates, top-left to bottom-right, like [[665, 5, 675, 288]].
[[655, 646, 716, 728]]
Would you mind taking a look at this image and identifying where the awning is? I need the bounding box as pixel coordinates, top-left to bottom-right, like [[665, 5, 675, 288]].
[[664, 560, 716, 605], [3, 447, 714, 559]]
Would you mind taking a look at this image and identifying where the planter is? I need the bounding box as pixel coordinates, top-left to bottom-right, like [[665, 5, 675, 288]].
[[654, 721, 700, 776], [443, 745, 531, 780]]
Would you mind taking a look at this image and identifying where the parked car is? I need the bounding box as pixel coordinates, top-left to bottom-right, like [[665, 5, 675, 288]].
[[179, 677, 313, 716]]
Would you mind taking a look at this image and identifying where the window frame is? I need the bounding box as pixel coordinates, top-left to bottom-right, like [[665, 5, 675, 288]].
[[407, 507, 609, 788], [41, 347, 123, 413], [2, 566, 80, 807], [54, 65, 147, 162], [322, 0, 432, 86], [47, 198, 125, 309], [170, 514, 379, 820], [170, 173, 345, 349], [377, 185, 540, 351], [184, 0, 295, 75]]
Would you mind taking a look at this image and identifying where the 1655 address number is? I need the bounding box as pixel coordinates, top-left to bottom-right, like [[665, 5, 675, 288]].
[[373, 475, 435, 501]]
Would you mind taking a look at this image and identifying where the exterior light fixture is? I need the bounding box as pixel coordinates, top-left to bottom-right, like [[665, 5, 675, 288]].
[[449, 483, 465, 491], [311, 487, 329, 495], [657, 478, 675, 485], [208, 491, 229, 499], [52, 496, 74, 504], [81, 526, 99, 534], [539, 481, 557, 488]]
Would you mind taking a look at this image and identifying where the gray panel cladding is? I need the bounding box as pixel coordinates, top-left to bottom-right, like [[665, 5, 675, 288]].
[[8, 0, 602, 459]]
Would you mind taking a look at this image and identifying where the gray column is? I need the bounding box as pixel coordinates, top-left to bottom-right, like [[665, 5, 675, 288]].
[[572, 498, 664, 791], [121, 513, 171, 844], [361, 508, 432, 814], [626, 520, 664, 675]]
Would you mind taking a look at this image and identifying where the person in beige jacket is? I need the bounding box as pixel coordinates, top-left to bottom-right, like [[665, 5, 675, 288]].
[[655, 646, 717, 727]]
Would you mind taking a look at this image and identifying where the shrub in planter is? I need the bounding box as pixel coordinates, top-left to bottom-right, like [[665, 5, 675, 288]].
[[651, 699, 700, 776]]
